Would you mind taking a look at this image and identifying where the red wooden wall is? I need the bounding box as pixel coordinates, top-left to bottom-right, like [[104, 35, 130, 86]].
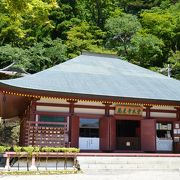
[[141, 119, 156, 152], [100, 116, 116, 151]]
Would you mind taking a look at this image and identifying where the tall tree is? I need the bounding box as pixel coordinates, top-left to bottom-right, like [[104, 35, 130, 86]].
[[0, 39, 67, 73], [167, 51, 180, 79], [105, 13, 141, 59], [27, 38, 67, 73], [130, 33, 164, 67], [66, 21, 106, 58], [0, 0, 57, 46], [140, 3, 180, 60], [77, 0, 118, 29], [49, 0, 80, 40]]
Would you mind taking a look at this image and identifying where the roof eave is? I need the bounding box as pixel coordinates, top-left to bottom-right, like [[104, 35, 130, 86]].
[[0, 83, 180, 107]]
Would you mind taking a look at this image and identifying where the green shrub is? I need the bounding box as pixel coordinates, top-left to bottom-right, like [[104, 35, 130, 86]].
[[41, 146, 53, 152], [13, 146, 22, 153], [34, 146, 40, 153], [22, 146, 34, 156], [0, 145, 6, 153], [0, 145, 79, 153]]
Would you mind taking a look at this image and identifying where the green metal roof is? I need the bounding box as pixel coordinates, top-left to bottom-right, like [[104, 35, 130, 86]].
[[0, 52, 180, 102]]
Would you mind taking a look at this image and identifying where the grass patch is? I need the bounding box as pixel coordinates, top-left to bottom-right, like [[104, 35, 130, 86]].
[[0, 170, 80, 175]]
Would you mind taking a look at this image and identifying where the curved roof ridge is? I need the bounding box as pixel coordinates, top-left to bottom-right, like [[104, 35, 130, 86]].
[[81, 51, 118, 59]]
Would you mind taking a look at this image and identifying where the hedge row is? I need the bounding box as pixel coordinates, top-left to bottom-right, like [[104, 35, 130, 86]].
[[0, 145, 80, 154]]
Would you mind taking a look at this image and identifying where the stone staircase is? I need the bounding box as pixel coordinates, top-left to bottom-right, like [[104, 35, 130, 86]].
[[77, 156, 180, 174]]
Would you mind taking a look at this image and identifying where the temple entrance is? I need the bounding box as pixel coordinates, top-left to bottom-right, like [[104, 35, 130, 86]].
[[116, 120, 141, 150], [79, 118, 100, 150]]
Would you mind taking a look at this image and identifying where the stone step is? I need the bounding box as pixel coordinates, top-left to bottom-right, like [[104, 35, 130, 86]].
[[80, 163, 180, 169], [82, 169, 180, 175], [77, 156, 180, 172], [78, 157, 180, 164]]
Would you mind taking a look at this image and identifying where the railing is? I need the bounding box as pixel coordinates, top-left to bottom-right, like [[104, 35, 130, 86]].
[[25, 121, 69, 147], [3, 152, 78, 171]]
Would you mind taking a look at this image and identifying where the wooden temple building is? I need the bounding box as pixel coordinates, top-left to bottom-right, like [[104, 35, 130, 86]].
[[0, 52, 180, 153]]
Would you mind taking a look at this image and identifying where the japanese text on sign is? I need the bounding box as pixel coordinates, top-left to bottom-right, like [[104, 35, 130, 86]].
[[115, 105, 143, 116]]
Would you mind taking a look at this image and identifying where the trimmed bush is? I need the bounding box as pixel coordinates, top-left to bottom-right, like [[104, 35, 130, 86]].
[[0, 145, 80, 153]]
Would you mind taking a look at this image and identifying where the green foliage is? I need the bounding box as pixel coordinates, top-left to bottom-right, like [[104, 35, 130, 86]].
[[66, 21, 106, 58], [22, 146, 34, 156], [49, 0, 80, 40], [105, 13, 141, 58], [13, 146, 22, 153], [0, 0, 57, 46], [0, 0, 179, 79], [141, 10, 177, 41], [27, 38, 67, 73], [0, 145, 80, 153], [0, 39, 67, 73], [0, 13, 25, 46], [140, 3, 180, 59], [0, 119, 20, 145], [41, 146, 80, 153], [67, 148, 80, 153], [34, 146, 40, 153], [116, 0, 177, 14], [0, 44, 30, 70], [77, 0, 121, 29], [41, 146, 54, 152], [130, 33, 164, 67], [5, 0, 29, 14], [167, 51, 180, 79], [11, 125, 20, 144], [0, 145, 6, 153]]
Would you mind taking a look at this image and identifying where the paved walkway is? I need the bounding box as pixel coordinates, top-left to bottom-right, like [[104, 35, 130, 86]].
[[78, 152, 180, 157], [1, 170, 180, 180]]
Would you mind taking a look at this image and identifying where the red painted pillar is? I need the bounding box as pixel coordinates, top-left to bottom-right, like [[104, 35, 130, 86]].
[[19, 116, 26, 146], [141, 119, 156, 152], [70, 115, 79, 148], [30, 100, 37, 146], [176, 108, 180, 121], [109, 116, 116, 151], [30, 100, 36, 121], [100, 116, 109, 151], [67, 100, 77, 146]]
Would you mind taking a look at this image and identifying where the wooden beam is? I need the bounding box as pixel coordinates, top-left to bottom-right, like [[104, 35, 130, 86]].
[[150, 109, 177, 113], [175, 107, 180, 121], [35, 111, 69, 116], [103, 103, 112, 116], [114, 115, 143, 120], [144, 106, 152, 119], [35, 102, 69, 108], [2, 87, 180, 107]]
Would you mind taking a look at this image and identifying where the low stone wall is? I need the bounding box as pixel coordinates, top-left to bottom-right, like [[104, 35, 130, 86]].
[[1, 152, 79, 171]]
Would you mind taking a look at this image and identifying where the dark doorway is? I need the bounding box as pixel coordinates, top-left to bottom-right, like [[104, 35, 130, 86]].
[[116, 120, 141, 150]]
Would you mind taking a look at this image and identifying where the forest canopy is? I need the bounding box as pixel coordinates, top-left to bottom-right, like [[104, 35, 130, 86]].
[[0, 0, 179, 79]]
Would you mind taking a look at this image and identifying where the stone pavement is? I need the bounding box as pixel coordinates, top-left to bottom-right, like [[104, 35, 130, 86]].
[[1, 170, 180, 180]]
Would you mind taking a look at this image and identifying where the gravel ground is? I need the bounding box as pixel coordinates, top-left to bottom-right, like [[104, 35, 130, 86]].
[[1, 170, 180, 180]]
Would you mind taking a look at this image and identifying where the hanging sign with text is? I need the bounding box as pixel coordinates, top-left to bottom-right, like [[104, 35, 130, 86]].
[[115, 105, 143, 116]]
